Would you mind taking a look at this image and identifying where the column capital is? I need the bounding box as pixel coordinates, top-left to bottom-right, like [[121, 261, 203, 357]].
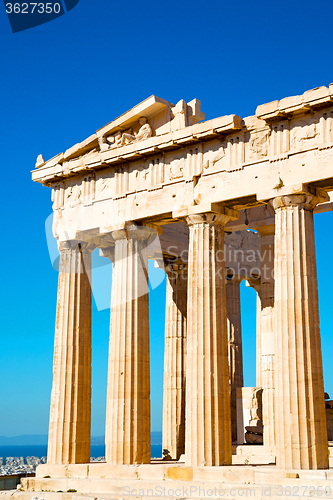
[[258, 183, 329, 212], [185, 207, 238, 227], [111, 224, 157, 242], [58, 240, 95, 253], [174, 203, 239, 226], [270, 192, 327, 212], [185, 213, 231, 226]]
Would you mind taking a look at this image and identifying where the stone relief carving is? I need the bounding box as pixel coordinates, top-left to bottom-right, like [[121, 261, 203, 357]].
[[168, 157, 185, 180], [204, 145, 226, 170], [135, 166, 149, 182], [171, 99, 187, 131], [96, 177, 113, 199], [248, 130, 269, 159], [98, 135, 112, 152], [245, 388, 263, 444], [323, 118, 333, 144], [66, 184, 81, 207], [99, 117, 153, 151], [35, 154, 45, 168], [249, 388, 262, 423], [291, 121, 318, 149]]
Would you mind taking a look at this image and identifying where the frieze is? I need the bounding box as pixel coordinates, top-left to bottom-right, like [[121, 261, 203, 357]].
[[168, 157, 186, 181], [65, 183, 82, 208], [291, 120, 319, 150]]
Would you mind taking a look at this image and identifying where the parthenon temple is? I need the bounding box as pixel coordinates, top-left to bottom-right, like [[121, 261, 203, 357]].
[[24, 84, 333, 495]]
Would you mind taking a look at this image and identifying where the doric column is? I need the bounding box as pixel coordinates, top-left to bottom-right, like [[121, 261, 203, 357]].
[[185, 207, 238, 466], [105, 225, 154, 465], [256, 292, 262, 387], [254, 224, 275, 449], [162, 261, 187, 460], [269, 187, 329, 469], [47, 241, 93, 465], [226, 274, 243, 444]]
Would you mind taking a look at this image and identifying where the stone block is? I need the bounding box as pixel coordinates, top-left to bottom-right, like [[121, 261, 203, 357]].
[[166, 466, 193, 481], [303, 86, 331, 105], [232, 455, 275, 465], [325, 469, 333, 479], [138, 464, 166, 480], [36, 464, 67, 478], [67, 465, 89, 479], [192, 465, 255, 484], [88, 464, 138, 479], [256, 100, 279, 118], [278, 94, 303, 111]]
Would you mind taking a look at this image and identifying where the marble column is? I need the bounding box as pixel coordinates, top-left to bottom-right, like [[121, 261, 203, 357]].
[[47, 241, 93, 465], [270, 189, 328, 469], [185, 209, 237, 466], [256, 292, 262, 388], [255, 225, 275, 449], [105, 225, 154, 465], [226, 275, 243, 444], [162, 261, 187, 460]]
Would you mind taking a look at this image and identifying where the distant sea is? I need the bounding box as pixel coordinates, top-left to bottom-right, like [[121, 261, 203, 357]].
[[0, 445, 163, 460]]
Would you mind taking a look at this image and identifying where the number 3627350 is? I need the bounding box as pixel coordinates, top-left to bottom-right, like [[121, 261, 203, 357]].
[[5, 3, 62, 14]]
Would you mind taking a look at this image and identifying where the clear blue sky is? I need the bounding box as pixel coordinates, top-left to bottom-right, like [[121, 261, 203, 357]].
[[1, 0, 333, 437]]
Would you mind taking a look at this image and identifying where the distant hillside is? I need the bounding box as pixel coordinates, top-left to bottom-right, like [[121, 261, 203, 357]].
[[0, 432, 162, 446], [0, 435, 48, 445]]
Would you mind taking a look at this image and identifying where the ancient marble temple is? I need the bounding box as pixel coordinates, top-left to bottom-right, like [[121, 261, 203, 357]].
[[32, 86, 333, 474]]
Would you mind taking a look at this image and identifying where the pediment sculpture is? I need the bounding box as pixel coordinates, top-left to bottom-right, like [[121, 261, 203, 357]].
[[98, 117, 152, 152]]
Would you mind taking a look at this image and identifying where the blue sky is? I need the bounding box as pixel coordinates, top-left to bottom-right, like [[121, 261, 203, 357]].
[[0, 0, 333, 437]]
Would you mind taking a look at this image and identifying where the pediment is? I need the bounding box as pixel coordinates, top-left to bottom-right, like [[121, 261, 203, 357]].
[[35, 95, 206, 169]]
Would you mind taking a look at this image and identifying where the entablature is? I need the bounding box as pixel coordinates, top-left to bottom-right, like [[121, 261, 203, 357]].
[[34, 85, 333, 243]]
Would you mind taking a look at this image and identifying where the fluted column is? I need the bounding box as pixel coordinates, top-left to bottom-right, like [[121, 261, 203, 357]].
[[256, 292, 262, 387], [105, 225, 154, 465], [185, 208, 238, 466], [226, 275, 243, 444], [47, 241, 93, 464], [270, 188, 328, 469], [255, 225, 275, 449], [162, 261, 187, 460]]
